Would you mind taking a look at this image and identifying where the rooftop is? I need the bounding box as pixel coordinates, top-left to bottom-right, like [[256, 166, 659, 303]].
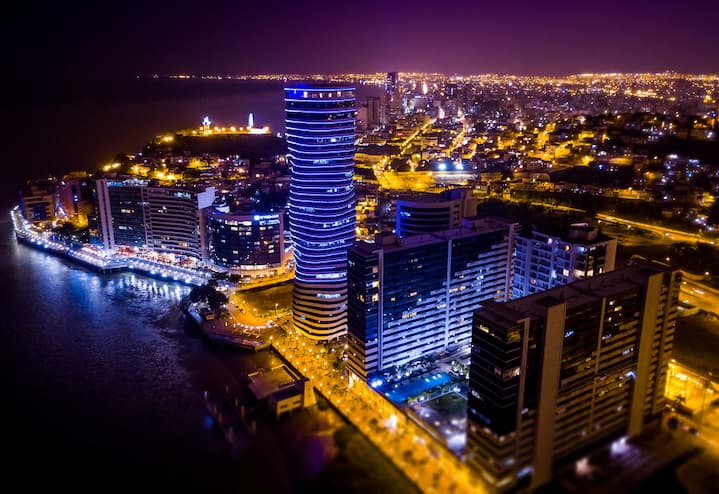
[[481, 259, 676, 323], [284, 83, 355, 91], [247, 364, 305, 400], [517, 222, 615, 245], [351, 216, 513, 255]]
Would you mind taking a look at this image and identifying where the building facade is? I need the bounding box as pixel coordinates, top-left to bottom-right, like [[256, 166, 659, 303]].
[[386, 72, 400, 113], [347, 217, 514, 379], [467, 259, 680, 491], [285, 83, 356, 340], [396, 187, 477, 237], [205, 206, 286, 278], [58, 173, 94, 223], [512, 223, 617, 299], [20, 179, 58, 224], [95, 179, 215, 260]]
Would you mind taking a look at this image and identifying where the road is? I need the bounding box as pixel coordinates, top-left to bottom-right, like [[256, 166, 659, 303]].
[[597, 213, 717, 246], [221, 289, 489, 493], [268, 328, 489, 494], [679, 272, 719, 316]]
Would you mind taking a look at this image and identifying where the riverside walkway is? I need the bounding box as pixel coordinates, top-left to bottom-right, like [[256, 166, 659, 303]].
[[268, 327, 489, 494]]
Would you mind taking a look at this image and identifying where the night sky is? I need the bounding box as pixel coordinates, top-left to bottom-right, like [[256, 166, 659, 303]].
[[5, 0, 719, 79]]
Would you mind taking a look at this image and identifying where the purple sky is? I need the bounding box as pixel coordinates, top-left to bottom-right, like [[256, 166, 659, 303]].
[[6, 0, 719, 79]]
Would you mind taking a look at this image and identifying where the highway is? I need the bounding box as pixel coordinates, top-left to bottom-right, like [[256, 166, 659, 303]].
[[597, 213, 717, 246], [679, 271, 719, 316]]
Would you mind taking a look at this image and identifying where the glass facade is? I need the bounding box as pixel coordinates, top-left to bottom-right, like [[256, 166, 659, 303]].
[[347, 220, 513, 379], [467, 262, 681, 491], [206, 209, 283, 272], [285, 84, 356, 340], [108, 184, 147, 247]]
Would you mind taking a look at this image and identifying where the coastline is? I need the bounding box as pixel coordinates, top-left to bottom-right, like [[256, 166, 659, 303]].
[[12, 206, 211, 287]]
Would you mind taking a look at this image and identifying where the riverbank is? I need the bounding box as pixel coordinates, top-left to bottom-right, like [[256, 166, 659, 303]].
[[12, 208, 211, 287], [4, 218, 420, 494], [184, 302, 273, 351]]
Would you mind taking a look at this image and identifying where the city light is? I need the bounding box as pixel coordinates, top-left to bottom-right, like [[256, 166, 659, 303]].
[[11, 67, 719, 494]]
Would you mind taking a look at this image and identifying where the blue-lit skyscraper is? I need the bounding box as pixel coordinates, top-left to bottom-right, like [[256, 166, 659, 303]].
[[285, 84, 356, 340]]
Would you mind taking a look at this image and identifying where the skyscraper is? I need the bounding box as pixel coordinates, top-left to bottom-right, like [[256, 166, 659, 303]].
[[396, 188, 477, 238], [466, 259, 680, 491], [285, 84, 357, 340], [386, 72, 400, 113], [95, 178, 215, 259], [512, 222, 617, 299], [347, 217, 514, 379]]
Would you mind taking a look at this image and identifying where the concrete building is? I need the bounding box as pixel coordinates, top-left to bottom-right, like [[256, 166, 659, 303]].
[[247, 365, 316, 419], [467, 259, 680, 492], [58, 172, 94, 223], [386, 71, 400, 113], [357, 95, 386, 131], [396, 187, 477, 237], [205, 204, 286, 278], [347, 217, 514, 380], [20, 179, 57, 224], [95, 178, 215, 260], [285, 83, 356, 340], [512, 223, 617, 299]]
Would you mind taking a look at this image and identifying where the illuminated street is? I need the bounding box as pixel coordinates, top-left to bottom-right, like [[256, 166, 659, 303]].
[[268, 325, 488, 494], [679, 272, 719, 316], [596, 213, 714, 246]]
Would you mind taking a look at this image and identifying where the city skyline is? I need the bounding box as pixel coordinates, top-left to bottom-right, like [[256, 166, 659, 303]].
[[5, 1, 719, 81], [5, 0, 719, 485]]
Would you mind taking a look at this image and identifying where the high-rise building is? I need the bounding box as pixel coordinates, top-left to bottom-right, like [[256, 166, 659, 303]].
[[366, 95, 386, 128], [205, 204, 286, 278], [95, 179, 215, 260], [20, 178, 58, 224], [347, 217, 514, 380], [512, 223, 617, 299], [467, 259, 680, 492], [386, 72, 400, 112], [396, 188, 477, 237], [386, 72, 398, 94], [356, 96, 386, 131], [58, 172, 94, 222], [285, 83, 356, 340]]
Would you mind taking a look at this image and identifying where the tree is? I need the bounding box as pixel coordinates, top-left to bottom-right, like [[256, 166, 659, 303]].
[[333, 425, 353, 450], [189, 286, 204, 302], [708, 202, 719, 226], [207, 290, 228, 312]]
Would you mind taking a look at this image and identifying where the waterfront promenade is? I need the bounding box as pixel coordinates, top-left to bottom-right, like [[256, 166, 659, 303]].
[[11, 206, 212, 286], [216, 290, 488, 494], [12, 205, 487, 493], [268, 327, 489, 494]]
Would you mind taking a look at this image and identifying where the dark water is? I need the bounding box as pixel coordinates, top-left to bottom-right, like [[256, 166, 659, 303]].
[[1, 79, 390, 493], [0, 215, 299, 492], [2, 78, 381, 209]]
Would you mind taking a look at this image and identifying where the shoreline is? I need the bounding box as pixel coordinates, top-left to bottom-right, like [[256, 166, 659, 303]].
[[183, 302, 273, 351], [13, 222, 211, 287]]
